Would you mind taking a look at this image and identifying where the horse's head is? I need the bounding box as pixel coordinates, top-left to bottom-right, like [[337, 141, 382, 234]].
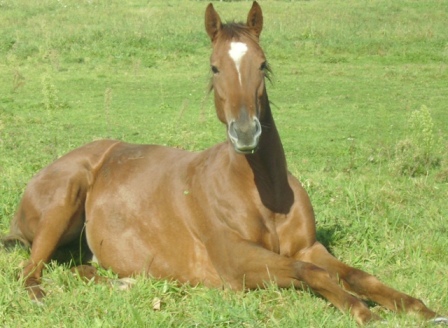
[[205, 1, 268, 154]]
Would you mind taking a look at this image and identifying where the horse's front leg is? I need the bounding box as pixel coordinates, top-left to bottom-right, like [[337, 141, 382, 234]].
[[296, 242, 447, 322], [209, 240, 381, 325]]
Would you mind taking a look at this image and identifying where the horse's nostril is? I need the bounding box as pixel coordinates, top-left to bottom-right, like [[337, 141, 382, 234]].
[[228, 120, 238, 140], [254, 118, 262, 137]]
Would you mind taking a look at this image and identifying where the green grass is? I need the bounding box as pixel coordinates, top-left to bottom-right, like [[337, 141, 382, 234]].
[[1, 0, 448, 326]]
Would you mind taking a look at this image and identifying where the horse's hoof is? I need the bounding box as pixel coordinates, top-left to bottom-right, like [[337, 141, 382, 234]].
[[112, 277, 137, 291], [430, 317, 448, 325], [31, 297, 45, 306], [27, 285, 46, 302]]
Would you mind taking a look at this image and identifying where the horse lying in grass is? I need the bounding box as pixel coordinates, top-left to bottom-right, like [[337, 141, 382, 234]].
[[2, 2, 447, 325]]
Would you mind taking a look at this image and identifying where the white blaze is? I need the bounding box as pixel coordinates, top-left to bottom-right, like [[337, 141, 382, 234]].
[[228, 42, 248, 86]]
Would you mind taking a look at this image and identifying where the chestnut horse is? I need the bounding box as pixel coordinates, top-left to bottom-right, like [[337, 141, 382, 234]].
[[2, 2, 447, 325]]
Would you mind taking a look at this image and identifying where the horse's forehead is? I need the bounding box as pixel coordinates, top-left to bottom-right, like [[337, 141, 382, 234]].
[[213, 37, 263, 62], [228, 42, 248, 65]]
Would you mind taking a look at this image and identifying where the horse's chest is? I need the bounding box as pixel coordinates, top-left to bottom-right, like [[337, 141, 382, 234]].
[[259, 223, 280, 253], [201, 187, 281, 253], [257, 212, 281, 253], [216, 205, 280, 253]]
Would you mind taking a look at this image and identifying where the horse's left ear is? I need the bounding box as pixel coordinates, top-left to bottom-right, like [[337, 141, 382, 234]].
[[246, 1, 263, 39], [205, 3, 222, 42]]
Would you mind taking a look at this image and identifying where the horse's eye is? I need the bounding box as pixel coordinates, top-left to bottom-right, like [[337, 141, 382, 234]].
[[211, 65, 219, 74], [260, 61, 267, 71]]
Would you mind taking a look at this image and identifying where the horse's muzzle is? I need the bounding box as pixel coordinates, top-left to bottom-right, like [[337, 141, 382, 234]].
[[228, 117, 262, 154]]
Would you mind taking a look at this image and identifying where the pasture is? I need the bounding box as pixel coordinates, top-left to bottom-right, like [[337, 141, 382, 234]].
[[1, 0, 447, 326]]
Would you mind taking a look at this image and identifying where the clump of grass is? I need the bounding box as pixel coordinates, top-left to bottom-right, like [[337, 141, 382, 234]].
[[12, 69, 25, 93], [436, 146, 448, 182], [392, 105, 441, 176], [41, 72, 71, 159], [104, 87, 113, 137], [41, 72, 59, 112], [0, 119, 4, 151]]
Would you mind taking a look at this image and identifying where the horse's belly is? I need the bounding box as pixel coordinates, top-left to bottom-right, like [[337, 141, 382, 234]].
[[86, 207, 222, 285], [84, 150, 222, 285]]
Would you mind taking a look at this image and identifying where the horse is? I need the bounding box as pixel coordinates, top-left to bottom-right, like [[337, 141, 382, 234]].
[[2, 2, 447, 325]]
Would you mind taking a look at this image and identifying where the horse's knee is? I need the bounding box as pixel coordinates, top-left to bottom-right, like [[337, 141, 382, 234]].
[[294, 262, 335, 291]]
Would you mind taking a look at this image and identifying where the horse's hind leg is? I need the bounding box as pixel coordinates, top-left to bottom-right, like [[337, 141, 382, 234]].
[[22, 204, 86, 300], [4, 140, 120, 300], [10, 173, 89, 300], [297, 242, 446, 321]]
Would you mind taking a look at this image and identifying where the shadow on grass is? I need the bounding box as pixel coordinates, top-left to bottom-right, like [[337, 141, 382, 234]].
[[316, 225, 341, 254], [1, 228, 93, 267]]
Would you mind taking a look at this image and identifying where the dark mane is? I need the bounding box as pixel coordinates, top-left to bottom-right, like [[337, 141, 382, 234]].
[[218, 22, 257, 42]]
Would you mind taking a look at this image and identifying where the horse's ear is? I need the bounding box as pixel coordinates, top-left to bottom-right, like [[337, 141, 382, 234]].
[[205, 3, 222, 42], [246, 1, 263, 39]]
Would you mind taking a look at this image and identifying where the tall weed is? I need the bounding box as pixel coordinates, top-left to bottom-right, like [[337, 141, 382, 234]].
[[392, 105, 441, 176], [41, 72, 59, 112]]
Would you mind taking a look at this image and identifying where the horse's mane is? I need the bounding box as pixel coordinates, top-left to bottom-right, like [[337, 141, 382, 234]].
[[218, 22, 258, 42]]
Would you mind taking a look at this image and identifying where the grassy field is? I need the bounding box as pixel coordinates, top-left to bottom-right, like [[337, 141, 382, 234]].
[[1, 0, 447, 326]]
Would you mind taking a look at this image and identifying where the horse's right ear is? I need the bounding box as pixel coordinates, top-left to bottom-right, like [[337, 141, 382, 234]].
[[246, 1, 263, 39], [205, 3, 222, 42]]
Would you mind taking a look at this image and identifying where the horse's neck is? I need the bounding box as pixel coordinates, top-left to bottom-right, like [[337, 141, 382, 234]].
[[246, 94, 294, 214]]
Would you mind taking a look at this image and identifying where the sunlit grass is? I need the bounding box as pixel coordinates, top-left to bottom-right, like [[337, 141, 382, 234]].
[[1, 0, 447, 326]]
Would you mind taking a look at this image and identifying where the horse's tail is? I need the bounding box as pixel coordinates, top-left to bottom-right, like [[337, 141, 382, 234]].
[[1, 210, 31, 250]]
